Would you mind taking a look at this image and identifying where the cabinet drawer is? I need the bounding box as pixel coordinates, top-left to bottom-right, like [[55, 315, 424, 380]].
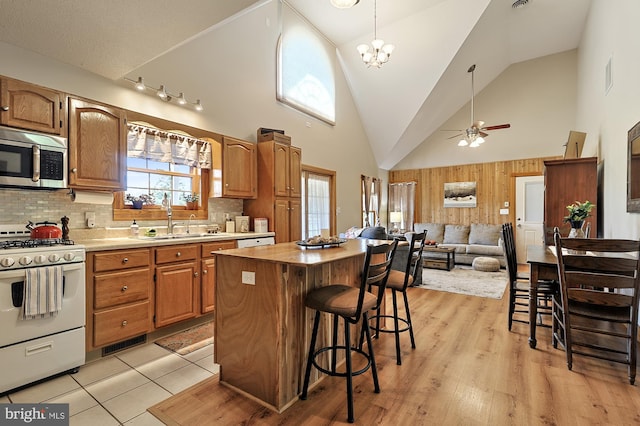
[[202, 240, 236, 257], [94, 269, 150, 309], [93, 301, 150, 347], [155, 245, 198, 264], [93, 249, 150, 272]]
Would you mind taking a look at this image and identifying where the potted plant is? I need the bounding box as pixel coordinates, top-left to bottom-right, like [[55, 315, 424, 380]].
[[126, 193, 155, 209], [563, 200, 594, 237], [181, 192, 200, 209]]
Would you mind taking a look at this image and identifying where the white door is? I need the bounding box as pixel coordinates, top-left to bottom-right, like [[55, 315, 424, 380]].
[[515, 175, 545, 263]]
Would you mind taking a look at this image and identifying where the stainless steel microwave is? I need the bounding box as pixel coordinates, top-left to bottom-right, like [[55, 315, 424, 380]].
[[0, 126, 67, 189]]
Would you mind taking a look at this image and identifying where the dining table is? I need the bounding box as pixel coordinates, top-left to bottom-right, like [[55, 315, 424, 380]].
[[526, 244, 560, 348]]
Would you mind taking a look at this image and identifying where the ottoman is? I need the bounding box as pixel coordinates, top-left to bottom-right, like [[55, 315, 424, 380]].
[[472, 256, 500, 272]]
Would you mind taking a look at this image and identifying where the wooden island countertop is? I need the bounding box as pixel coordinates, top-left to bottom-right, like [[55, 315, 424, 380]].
[[214, 238, 391, 412]]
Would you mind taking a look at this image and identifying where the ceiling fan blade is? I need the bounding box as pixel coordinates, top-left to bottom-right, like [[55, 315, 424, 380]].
[[482, 123, 511, 131], [472, 120, 484, 129], [447, 133, 463, 140], [479, 131, 489, 138]]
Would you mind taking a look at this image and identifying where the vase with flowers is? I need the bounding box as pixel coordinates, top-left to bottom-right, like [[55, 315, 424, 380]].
[[181, 192, 200, 209], [126, 193, 155, 209], [563, 200, 594, 238]]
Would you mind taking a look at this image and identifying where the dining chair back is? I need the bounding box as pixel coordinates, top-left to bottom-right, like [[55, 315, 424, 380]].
[[554, 229, 640, 384], [502, 223, 557, 331]]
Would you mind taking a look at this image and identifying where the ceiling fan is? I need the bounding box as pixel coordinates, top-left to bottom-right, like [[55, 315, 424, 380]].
[[445, 64, 511, 147]]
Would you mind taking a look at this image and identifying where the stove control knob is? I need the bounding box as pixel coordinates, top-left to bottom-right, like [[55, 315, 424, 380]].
[[19, 256, 33, 266], [64, 253, 76, 261], [48, 254, 60, 263], [0, 257, 15, 267], [34, 255, 47, 264]]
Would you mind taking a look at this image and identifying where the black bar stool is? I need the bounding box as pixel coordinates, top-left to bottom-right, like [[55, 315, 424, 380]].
[[368, 231, 426, 365], [300, 240, 397, 423]]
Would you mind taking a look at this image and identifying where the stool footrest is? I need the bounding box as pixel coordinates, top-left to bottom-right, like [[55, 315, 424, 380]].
[[369, 314, 411, 334], [311, 345, 372, 378]]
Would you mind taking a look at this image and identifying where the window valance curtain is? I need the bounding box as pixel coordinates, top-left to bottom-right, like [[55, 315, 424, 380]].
[[127, 123, 212, 169]]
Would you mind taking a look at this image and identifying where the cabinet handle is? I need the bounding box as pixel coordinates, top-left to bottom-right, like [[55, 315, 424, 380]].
[[194, 272, 199, 277], [121, 285, 128, 292], [0, 106, 8, 111], [176, 252, 181, 257], [203, 270, 207, 274], [122, 257, 128, 263], [121, 320, 128, 327], [71, 168, 77, 173]]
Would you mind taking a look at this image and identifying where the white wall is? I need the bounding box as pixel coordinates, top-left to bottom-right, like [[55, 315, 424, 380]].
[[394, 50, 578, 169], [0, 1, 383, 233], [575, 0, 640, 239]]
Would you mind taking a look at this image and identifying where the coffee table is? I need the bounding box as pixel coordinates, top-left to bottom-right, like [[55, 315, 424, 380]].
[[422, 246, 455, 271]]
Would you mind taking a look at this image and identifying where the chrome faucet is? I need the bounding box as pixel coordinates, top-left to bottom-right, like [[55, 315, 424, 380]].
[[187, 214, 196, 234], [163, 193, 174, 235]]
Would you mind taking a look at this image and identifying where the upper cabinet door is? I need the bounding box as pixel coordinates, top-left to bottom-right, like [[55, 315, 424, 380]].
[[274, 143, 289, 198], [221, 136, 257, 199], [0, 78, 66, 136], [68, 97, 126, 191], [288, 146, 302, 198]]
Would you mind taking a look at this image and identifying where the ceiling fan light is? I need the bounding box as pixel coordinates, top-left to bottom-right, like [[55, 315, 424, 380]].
[[330, 0, 359, 9], [371, 39, 385, 50], [469, 140, 480, 148], [357, 44, 370, 55], [458, 139, 469, 147], [476, 136, 485, 144]]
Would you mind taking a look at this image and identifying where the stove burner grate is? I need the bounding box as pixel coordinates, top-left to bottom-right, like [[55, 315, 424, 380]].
[[0, 239, 75, 249]]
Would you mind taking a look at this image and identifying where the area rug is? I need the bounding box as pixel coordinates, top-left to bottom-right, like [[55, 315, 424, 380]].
[[155, 321, 213, 355], [416, 265, 508, 299]]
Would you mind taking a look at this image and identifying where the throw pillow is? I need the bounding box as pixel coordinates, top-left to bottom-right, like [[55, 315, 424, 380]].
[[468, 223, 501, 246], [443, 224, 470, 244]]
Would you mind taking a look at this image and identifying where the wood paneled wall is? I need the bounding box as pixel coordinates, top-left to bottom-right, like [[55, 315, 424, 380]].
[[389, 156, 560, 226]]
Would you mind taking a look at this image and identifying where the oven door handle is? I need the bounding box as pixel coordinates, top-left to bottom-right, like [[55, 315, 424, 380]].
[[0, 261, 84, 280]]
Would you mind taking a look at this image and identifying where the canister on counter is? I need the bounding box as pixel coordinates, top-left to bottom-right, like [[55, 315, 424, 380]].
[[236, 216, 250, 233], [254, 218, 268, 233]]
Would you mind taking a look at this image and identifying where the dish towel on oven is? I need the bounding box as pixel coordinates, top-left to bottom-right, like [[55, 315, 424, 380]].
[[21, 265, 63, 320]]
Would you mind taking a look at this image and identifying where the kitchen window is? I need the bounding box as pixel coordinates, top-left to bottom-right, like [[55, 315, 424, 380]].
[[113, 122, 211, 221]]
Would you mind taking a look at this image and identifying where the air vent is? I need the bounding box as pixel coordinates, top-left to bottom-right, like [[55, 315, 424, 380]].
[[102, 334, 146, 356]]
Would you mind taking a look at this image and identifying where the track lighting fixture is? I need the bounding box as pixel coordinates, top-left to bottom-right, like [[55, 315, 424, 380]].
[[124, 77, 203, 111]]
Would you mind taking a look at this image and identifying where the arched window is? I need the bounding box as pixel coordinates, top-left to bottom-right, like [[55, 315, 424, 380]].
[[277, 3, 336, 125]]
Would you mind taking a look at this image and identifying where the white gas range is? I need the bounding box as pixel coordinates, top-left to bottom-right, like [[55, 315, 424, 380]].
[[0, 225, 86, 394]]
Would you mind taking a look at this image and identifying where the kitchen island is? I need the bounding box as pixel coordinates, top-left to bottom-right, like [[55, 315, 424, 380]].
[[214, 238, 391, 412]]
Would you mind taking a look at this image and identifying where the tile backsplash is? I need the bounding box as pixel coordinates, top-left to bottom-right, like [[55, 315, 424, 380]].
[[3, 187, 244, 239]]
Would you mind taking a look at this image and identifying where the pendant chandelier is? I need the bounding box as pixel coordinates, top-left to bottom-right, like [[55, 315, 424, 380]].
[[356, 0, 394, 68]]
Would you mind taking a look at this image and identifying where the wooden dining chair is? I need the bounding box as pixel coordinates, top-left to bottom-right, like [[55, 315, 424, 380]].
[[553, 229, 640, 384], [300, 239, 398, 423], [502, 223, 557, 331]]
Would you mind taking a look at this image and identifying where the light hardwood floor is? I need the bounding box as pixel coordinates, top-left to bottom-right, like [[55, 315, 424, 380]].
[[149, 284, 640, 425]]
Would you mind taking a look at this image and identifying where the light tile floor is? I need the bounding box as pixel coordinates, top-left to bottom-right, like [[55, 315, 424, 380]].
[[1, 343, 219, 425]]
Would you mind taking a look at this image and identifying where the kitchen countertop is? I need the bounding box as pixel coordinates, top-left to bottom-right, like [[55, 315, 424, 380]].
[[76, 232, 275, 252]]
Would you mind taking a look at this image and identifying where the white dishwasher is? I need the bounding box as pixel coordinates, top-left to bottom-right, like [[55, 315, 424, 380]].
[[236, 236, 275, 248]]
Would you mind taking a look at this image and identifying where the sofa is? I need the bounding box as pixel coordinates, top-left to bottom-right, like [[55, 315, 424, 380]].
[[414, 223, 505, 268]]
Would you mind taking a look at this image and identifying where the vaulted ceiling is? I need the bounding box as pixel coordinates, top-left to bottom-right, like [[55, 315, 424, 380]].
[[0, 0, 591, 170]]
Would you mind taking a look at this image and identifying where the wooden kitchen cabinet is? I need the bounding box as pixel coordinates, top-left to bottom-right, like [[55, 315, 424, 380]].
[[210, 136, 257, 199], [543, 157, 598, 243], [154, 244, 199, 327], [244, 141, 302, 243], [201, 240, 236, 314], [87, 248, 152, 350], [68, 97, 127, 191], [0, 77, 66, 136]]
